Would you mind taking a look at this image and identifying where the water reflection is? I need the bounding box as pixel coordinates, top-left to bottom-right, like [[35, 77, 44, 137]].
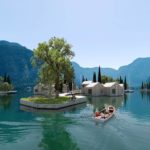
[[120, 91, 150, 121], [87, 96, 124, 112], [0, 91, 150, 150], [140, 91, 150, 102], [123, 94, 128, 107], [0, 95, 12, 109], [38, 113, 79, 150], [20, 103, 86, 113], [0, 122, 30, 144], [20, 103, 85, 150]]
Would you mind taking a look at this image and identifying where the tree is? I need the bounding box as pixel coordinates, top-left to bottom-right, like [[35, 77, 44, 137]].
[[98, 66, 101, 83], [141, 81, 144, 89], [3, 73, 7, 82], [82, 75, 85, 83], [124, 76, 127, 90], [119, 76, 123, 84], [0, 82, 12, 91], [93, 72, 96, 82], [101, 75, 114, 83], [32, 37, 75, 97], [7, 75, 11, 84], [68, 82, 72, 91], [0, 76, 3, 84]]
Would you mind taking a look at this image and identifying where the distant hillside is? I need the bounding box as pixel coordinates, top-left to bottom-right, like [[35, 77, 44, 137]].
[[72, 62, 118, 86], [73, 58, 150, 87], [0, 40, 150, 88], [118, 58, 150, 87], [0, 41, 37, 88]]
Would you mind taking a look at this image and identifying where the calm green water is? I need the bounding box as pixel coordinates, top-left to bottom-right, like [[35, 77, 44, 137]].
[[0, 91, 150, 150]]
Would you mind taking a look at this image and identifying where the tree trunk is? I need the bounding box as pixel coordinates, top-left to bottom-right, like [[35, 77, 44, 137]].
[[48, 84, 52, 98], [55, 76, 60, 98]]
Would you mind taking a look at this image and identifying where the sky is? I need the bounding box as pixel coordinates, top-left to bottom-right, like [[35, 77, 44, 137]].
[[0, 0, 150, 69]]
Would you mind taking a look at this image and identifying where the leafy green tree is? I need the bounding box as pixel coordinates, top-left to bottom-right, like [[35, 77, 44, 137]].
[[101, 75, 114, 83], [0, 82, 12, 91], [98, 66, 101, 83], [0, 76, 3, 84], [93, 72, 96, 82], [32, 37, 75, 97]]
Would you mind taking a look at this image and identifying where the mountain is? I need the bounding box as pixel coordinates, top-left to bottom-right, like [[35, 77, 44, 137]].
[[73, 58, 150, 87], [118, 58, 150, 87], [0, 41, 37, 88], [0, 40, 150, 88]]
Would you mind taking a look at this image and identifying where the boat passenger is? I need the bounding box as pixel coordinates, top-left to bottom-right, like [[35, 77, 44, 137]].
[[95, 111, 101, 117]]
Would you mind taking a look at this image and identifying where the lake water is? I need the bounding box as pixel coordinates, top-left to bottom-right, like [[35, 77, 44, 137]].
[[0, 91, 150, 150]]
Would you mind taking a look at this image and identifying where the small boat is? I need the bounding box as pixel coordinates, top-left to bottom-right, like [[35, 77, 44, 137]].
[[94, 105, 115, 121], [124, 89, 134, 93]]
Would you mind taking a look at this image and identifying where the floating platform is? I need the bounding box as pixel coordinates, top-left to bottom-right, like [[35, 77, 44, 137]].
[[20, 95, 87, 110], [0, 90, 17, 95]]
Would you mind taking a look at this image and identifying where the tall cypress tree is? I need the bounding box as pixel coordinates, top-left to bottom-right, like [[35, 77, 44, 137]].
[[119, 76, 123, 84], [82, 75, 85, 83], [148, 83, 150, 89], [7, 75, 11, 84], [124, 76, 127, 90], [98, 66, 101, 83], [93, 72, 96, 82], [141, 81, 144, 89]]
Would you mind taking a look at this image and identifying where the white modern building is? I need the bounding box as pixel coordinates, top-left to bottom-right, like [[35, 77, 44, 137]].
[[81, 81, 124, 97]]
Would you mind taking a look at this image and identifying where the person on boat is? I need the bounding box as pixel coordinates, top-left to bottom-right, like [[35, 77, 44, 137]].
[[95, 111, 106, 118], [95, 111, 101, 117]]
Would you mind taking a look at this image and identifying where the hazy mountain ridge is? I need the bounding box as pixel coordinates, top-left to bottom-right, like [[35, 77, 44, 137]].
[[0, 40, 149, 88], [0, 41, 38, 88], [72, 62, 118, 85], [118, 57, 150, 86]]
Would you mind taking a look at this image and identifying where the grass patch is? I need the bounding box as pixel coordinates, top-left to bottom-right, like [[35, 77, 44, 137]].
[[21, 96, 70, 104]]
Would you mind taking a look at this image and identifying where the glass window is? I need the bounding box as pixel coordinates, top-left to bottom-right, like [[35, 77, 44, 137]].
[[88, 89, 92, 95], [112, 89, 116, 94]]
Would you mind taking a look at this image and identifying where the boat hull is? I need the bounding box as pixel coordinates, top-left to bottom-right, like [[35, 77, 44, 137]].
[[94, 105, 115, 122]]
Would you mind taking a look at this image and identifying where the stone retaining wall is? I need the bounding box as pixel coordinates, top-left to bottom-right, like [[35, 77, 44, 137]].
[[20, 98, 86, 109]]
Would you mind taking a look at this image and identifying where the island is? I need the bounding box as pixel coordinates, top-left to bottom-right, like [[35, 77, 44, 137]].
[[0, 74, 17, 95]]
